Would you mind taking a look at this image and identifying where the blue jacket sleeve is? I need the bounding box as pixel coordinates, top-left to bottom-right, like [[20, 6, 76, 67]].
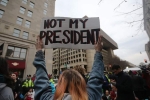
[[33, 50, 54, 100], [87, 52, 104, 100]]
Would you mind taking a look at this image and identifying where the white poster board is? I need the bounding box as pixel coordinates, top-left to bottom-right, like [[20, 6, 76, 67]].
[[40, 17, 100, 49]]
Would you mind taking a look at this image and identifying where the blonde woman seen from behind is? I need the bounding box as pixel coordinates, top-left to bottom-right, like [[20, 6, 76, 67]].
[[54, 69, 88, 100], [33, 36, 104, 100]]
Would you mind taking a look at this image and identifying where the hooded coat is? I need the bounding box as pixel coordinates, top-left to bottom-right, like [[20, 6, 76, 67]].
[[33, 50, 104, 100], [0, 83, 14, 100]]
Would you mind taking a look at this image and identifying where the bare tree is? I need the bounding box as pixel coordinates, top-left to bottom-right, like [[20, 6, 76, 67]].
[[114, 0, 127, 11], [109, 55, 134, 70], [98, 0, 149, 37]]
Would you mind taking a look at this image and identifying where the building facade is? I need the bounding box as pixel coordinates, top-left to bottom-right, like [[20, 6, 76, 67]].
[[143, 0, 150, 60], [0, 0, 55, 79], [52, 29, 118, 75]]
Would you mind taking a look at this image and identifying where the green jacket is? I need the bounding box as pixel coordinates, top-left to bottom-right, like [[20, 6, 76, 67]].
[[49, 79, 55, 84], [22, 79, 34, 88]]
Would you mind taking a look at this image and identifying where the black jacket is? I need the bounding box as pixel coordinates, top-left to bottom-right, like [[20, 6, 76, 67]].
[[14, 79, 21, 93], [116, 71, 135, 100], [131, 75, 146, 91], [13, 79, 22, 98]]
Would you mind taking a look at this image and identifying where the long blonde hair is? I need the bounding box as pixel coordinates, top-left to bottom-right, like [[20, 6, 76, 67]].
[[54, 69, 88, 100]]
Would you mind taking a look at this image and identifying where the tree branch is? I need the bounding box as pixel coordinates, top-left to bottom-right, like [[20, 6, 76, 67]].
[[114, 0, 127, 11], [116, 6, 142, 16], [98, 0, 103, 5], [126, 19, 143, 24]]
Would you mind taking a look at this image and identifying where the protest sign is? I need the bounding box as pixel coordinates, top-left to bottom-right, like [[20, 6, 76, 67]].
[[40, 17, 100, 49]]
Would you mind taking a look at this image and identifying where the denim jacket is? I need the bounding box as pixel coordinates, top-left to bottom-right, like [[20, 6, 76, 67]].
[[33, 50, 104, 100]]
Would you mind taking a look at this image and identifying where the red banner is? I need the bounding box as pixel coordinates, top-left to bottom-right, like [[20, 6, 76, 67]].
[[7, 59, 25, 69]]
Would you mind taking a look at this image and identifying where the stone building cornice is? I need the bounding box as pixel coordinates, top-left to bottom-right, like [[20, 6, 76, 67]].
[[0, 33, 36, 44]]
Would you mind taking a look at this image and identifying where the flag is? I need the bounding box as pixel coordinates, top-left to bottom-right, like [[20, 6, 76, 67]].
[[0, 43, 4, 55]]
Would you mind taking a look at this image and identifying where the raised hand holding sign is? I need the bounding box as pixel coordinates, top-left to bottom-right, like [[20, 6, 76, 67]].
[[40, 17, 100, 49]]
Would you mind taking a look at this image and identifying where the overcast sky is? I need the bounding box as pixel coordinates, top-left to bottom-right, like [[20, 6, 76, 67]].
[[55, 0, 149, 65]]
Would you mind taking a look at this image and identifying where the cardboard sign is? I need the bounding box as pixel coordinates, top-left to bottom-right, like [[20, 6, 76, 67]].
[[40, 17, 100, 49]]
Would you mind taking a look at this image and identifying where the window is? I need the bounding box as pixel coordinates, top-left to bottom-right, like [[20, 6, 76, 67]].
[[84, 50, 86, 52], [22, 0, 27, 4], [6, 46, 27, 59], [44, 2, 48, 8], [30, 2, 34, 8], [79, 59, 81, 62], [22, 31, 29, 39], [13, 29, 21, 37], [16, 17, 23, 25], [0, 0, 8, 6], [0, 9, 4, 18], [6, 46, 14, 57], [20, 49, 26, 58], [25, 20, 31, 28], [13, 48, 21, 57], [20, 7, 25, 14], [27, 10, 33, 17], [43, 10, 47, 15]]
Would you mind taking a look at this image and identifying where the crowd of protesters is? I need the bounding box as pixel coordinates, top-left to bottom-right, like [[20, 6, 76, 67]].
[[0, 68, 57, 100], [101, 64, 150, 100], [0, 36, 150, 100]]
